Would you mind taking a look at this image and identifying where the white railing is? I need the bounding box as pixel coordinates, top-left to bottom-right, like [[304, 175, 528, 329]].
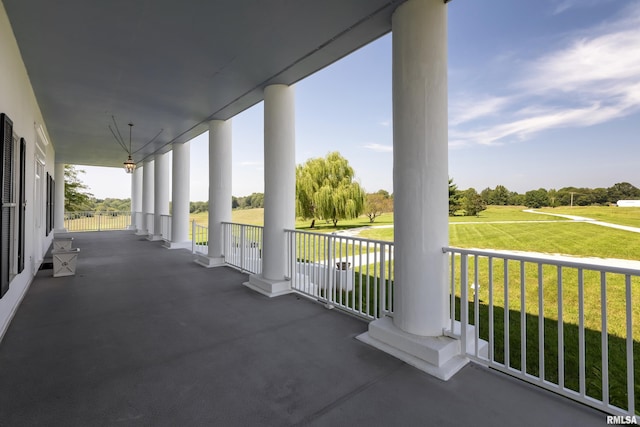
[[192, 221, 208, 254], [444, 247, 639, 417], [285, 230, 394, 321], [160, 214, 172, 241], [64, 211, 131, 232], [145, 213, 154, 235], [222, 222, 263, 274]]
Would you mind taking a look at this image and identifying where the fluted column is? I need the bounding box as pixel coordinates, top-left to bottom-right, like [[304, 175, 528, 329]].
[[165, 141, 191, 249], [150, 152, 169, 241], [358, 0, 468, 381], [53, 162, 67, 233], [244, 84, 295, 297], [128, 167, 141, 230], [195, 119, 232, 267], [138, 159, 154, 236]]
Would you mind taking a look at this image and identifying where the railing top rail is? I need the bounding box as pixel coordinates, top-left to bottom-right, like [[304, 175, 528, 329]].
[[222, 221, 264, 229], [443, 246, 640, 276], [285, 228, 394, 247]]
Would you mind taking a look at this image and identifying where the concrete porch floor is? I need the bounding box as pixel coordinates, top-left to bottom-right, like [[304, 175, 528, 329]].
[[0, 231, 605, 426]]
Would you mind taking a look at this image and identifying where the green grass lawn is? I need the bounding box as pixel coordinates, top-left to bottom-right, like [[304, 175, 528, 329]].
[[450, 205, 569, 222], [192, 208, 395, 232], [360, 218, 640, 261], [538, 206, 640, 228]]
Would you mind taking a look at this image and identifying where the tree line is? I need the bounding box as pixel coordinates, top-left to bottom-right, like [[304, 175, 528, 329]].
[[449, 180, 640, 215]]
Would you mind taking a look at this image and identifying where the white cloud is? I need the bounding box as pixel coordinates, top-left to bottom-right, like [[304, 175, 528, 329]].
[[551, 0, 614, 15], [363, 143, 393, 153], [379, 120, 392, 127], [449, 96, 511, 126], [451, 3, 640, 147]]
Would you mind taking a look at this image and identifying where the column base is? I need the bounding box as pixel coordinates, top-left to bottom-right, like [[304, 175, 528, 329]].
[[135, 229, 148, 236], [194, 254, 225, 268], [163, 241, 192, 250], [243, 274, 292, 298], [356, 317, 469, 381], [54, 228, 68, 235], [147, 234, 163, 242]]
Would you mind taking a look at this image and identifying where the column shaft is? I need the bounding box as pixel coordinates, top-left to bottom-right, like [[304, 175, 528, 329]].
[[392, 0, 449, 337], [357, 0, 467, 381], [262, 84, 295, 281], [206, 120, 232, 262], [133, 167, 142, 229], [152, 152, 170, 240], [53, 162, 66, 232], [141, 160, 154, 235], [170, 142, 191, 246]]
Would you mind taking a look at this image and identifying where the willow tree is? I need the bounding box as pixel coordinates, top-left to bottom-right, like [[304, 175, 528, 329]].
[[64, 165, 93, 212], [296, 152, 366, 227]]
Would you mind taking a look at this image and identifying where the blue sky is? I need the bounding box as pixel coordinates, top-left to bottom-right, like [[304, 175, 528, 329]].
[[82, 0, 640, 201]]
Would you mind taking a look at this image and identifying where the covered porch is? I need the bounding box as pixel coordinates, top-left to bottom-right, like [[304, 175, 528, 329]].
[[0, 231, 604, 425]]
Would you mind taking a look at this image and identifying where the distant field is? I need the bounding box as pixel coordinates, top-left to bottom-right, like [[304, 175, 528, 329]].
[[449, 205, 568, 222], [537, 206, 640, 228], [191, 208, 395, 232], [359, 207, 640, 261]]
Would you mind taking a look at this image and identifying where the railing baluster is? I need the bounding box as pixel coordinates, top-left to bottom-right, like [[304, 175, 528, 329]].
[[474, 255, 480, 358], [578, 268, 586, 397], [521, 260, 526, 376], [378, 244, 387, 317], [489, 256, 494, 363], [538, 263, 544, 382], [601, 271, 609, 407], [358, 242, 363, 315], [625, 274, 634, 415], [366, 240, 371, 317], [460, 254, 468, 355], [450, 251, 456, 334], [192, 220, 196, 253], [558, 266, 564, 390], [372, 243, 378, 318], [351, 238, 356, 313], [504, 260, 510, 369]]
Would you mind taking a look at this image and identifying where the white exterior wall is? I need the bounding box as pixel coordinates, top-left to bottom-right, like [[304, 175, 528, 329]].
[[0, 3, 56, 341]]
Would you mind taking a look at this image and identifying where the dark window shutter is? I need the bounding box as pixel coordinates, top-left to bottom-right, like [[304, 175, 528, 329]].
[[18, 138, 26, 273], [46, 172, 50, 236], [1, 113, 14, 298], [50, 177, 54, 233]]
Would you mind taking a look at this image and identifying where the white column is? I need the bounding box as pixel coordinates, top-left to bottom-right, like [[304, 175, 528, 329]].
[[128, 168, 139, 230], [165, 141, 191, 249], [195, 120, 232, 267], [150, 152, 170, 241], [53, 162, 67, 233], [244, 84, 295, 297], [357, 0, 468, 381], [138, 159, 154, 236], [131, 167, 143, 232]]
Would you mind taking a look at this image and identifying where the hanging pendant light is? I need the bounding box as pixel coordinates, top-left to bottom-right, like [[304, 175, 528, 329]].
[[123, 123, 136, 174]]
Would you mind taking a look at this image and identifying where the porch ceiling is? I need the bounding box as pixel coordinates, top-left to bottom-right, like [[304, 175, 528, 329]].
[[3, 0, 402, 166]]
